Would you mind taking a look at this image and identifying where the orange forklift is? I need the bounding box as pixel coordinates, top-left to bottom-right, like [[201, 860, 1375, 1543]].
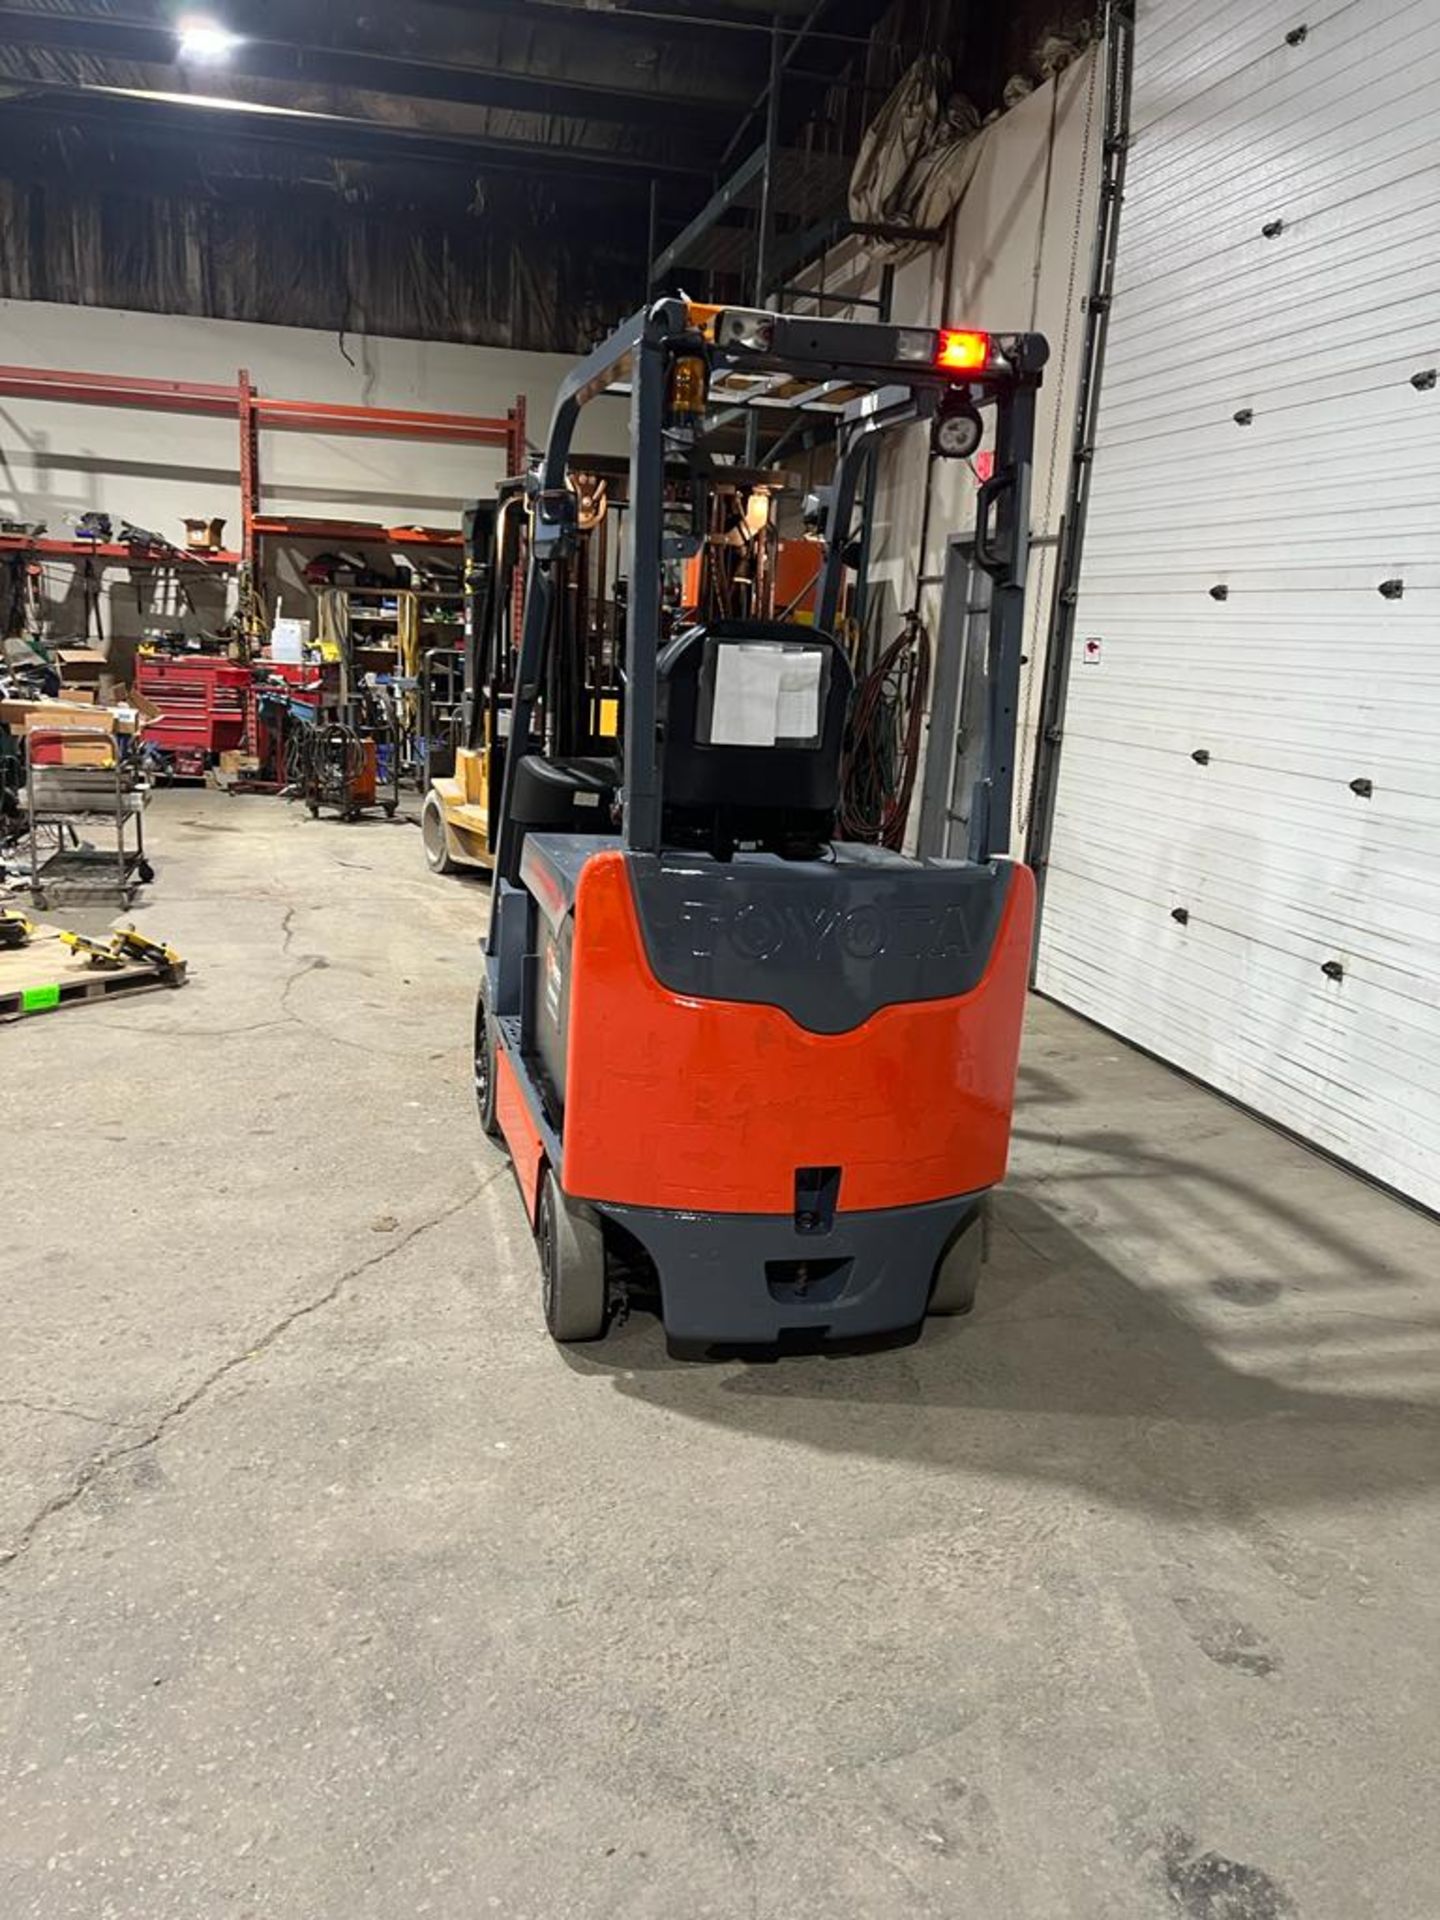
[[475, 297, 1047, 1346]]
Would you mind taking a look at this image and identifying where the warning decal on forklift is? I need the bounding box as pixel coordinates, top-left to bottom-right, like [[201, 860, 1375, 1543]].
[[543, 939, 562, 1023]]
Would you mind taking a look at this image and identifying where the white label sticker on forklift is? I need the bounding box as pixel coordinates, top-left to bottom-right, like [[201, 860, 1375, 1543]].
[[712, 643, 822, 747]]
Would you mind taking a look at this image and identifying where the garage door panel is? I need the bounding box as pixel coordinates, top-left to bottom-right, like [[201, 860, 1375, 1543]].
[[1102, 345, 1437, 440], [1051, 807, 1440, 956], [1102, 331, 1440, 431], [1112, 207, 1440, 356], [1038, 1, 1440, 1207], [1040, 874, 1440, 1180], [1137, 0, 1440, 183], [1121, 118, 1440, 292], [1108, 256, 1440, 373], [1101, 382, 1437, 464], [1082, 519, 1440, 573], [1059, 717, 1440, 802], [1051, 746, 1440, 876], [1073, 562, 1440, 597], [1091, 414, 1440, 504], [1134, 0, 1310, 130], [1119, 175, 1440, 322], [1102, 280, 1440, 399]]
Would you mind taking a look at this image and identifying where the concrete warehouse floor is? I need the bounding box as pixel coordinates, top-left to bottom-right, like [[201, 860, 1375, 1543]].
[[3, 789, 1440, 1920]]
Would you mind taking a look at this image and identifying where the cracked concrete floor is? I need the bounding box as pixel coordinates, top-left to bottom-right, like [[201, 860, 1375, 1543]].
[[4, 786, 1440, 1920]]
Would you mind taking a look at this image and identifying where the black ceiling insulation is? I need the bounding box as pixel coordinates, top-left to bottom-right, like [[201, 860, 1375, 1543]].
[[0, 0, 1085, 350]]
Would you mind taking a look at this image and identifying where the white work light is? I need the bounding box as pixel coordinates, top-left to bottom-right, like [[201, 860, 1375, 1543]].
[[931, 396, 984, 460], [176, 15, 242, 61]]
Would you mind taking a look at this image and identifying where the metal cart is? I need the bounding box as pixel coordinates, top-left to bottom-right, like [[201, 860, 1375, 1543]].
[[25, 726, 153, 911]]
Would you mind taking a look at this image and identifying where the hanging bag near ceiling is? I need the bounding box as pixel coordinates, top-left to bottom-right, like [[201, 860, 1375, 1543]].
[[848, 51, 983, 258]]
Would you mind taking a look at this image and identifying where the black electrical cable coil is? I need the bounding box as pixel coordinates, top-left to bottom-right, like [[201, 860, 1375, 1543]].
[[299, 721, 367, 808], [838, 613, 931, 850]]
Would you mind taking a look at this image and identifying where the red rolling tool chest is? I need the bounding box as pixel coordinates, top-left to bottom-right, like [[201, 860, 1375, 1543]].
[[135, 653, 250, 777]]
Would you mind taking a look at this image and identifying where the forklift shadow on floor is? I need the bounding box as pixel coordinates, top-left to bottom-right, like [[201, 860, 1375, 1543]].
[[559, 1179, 1440, 1524]]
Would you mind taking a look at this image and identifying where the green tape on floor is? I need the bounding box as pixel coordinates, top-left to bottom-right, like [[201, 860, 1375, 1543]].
[[21, 983, 60, 1012]]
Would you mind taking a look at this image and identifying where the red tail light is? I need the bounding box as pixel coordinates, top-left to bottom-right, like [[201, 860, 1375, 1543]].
[[937, 329, 990, 371]]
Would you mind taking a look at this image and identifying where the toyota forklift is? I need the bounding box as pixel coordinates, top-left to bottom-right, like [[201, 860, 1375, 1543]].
[[475, 297, 1047, 1346]]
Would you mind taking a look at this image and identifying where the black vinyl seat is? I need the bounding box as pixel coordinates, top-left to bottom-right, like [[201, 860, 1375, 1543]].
[[656, 620, 853, 859], [503, 751, 620, 878]]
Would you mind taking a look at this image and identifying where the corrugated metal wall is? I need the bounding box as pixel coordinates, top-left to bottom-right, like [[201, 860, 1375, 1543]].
[[1036, 0, 1440, 1207]]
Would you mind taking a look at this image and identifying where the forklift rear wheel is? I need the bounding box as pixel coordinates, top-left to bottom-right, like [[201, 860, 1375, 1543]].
[[928, 1198, 989, 1316], [537, 1167, 608, 1343], [421, 792, 455, 873], [474, 991, 503, 1140]]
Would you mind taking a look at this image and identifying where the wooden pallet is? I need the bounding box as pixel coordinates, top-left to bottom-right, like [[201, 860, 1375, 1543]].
[[0, 923, 186, 1020]]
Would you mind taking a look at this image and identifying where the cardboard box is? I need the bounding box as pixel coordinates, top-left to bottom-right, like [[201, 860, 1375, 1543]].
[[14, 701, 115, 732], [54, 737, 116, 768], [55, 647, 108, 686], [27, 732, 117, 768], [4, 699, 139, 736]]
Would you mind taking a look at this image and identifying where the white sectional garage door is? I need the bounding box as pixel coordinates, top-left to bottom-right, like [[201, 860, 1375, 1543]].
[[1035, 0, 1440, 1207]]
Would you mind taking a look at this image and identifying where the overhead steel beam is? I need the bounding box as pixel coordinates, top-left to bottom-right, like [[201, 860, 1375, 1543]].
[[227, 0, 805, 57], [650, 145, 767, 282], [558, 0, 877, 43], [0, 82, 714, 180], [0, 7, 741, 132], [719, 0, 829, 170], [0, 97, 670, 201]]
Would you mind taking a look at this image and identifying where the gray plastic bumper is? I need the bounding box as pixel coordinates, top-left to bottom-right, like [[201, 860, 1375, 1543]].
[[600, 1194, 985, 1344]]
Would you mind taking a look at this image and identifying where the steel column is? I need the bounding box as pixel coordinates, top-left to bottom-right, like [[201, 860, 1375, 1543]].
[[237, 367, 260, 584], [621, 314, 669, 854], [972, 379, 1037, 862], [1024, 1, 1135, 911]]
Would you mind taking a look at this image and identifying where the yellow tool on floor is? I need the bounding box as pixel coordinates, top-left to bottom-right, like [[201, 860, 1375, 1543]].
[[111, 926, 184, 970], [58, 924, 185, 971], [58, 929, 127, 969], [0, 907, 35, 950]]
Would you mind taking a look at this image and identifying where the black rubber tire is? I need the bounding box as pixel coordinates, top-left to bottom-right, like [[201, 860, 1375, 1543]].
[[383, 800, 398, 818], [928, 1198, 989, 1316], [474, 989, 503, 1140], [421, 791, 455, 873], [137, 858, 155, 883], [537, 1166, 608, 1343]]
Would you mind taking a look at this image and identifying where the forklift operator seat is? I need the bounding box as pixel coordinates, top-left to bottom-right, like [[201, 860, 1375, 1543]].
[[657, 621, 854, 860], [502, 751, 621, 880]]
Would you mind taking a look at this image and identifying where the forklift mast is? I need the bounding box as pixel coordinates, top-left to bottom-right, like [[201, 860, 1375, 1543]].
[[492, 298, 1047, 893], [459, 499, 499, 756]]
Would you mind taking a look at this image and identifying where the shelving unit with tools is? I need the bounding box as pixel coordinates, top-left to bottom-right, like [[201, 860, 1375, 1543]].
[[0, 364, 526, 793], [289, 531, 468, 788], [0, 370, 522, 627]]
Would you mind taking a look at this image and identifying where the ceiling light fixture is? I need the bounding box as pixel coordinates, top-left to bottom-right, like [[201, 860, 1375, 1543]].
[[176, 15, 242, 62]]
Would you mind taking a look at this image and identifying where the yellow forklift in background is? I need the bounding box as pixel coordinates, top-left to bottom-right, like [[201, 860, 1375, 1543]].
[[421, 495, 506, 873], [422, 476, 623, 875]]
